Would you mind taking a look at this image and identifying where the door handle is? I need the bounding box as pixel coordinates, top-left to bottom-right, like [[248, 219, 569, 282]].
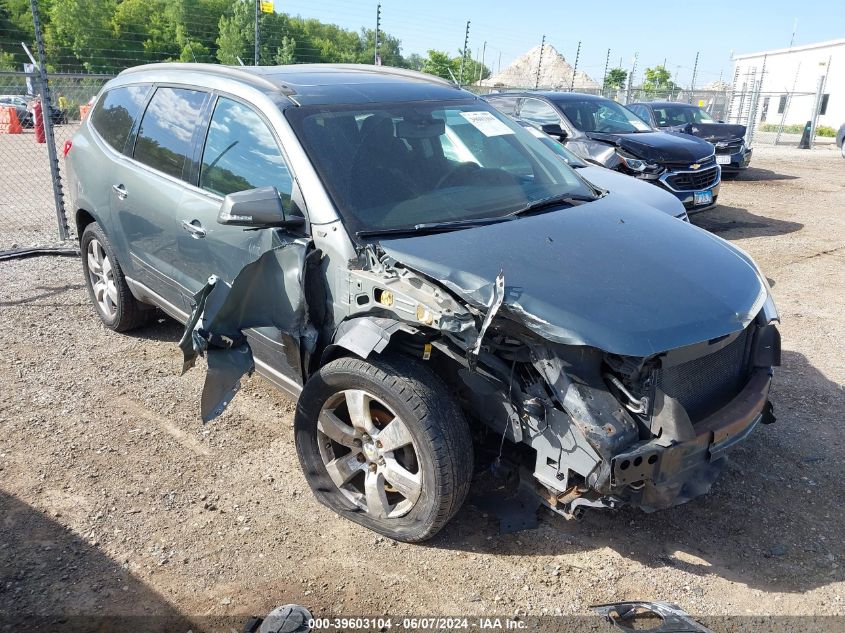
[[181, 219, 207, 239], [111, 184, 128, 200]]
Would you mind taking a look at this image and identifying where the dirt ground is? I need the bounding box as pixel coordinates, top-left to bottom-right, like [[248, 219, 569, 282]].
[[1, 145, 843, 632]]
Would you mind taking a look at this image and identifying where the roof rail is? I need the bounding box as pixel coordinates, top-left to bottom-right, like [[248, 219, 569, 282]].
[[119, 63, 292, 94], [300, 63, 460, 88]]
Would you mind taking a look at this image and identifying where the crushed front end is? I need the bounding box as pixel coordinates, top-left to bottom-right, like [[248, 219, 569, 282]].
[[536, 313, 779, 515], [435, 306, 779, 518]]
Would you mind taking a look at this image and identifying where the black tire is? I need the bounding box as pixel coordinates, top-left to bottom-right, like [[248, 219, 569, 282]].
[[80, 222, 149, 332], [295, 354, 473, 542]]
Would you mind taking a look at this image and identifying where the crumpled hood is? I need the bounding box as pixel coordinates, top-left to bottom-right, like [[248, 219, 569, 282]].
[[380, 196, 766, 358], [586, 130, 714, 164], [667, 122, 747, 143]]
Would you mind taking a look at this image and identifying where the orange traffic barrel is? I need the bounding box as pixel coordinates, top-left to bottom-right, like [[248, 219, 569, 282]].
[[0, 106, 23, 134]]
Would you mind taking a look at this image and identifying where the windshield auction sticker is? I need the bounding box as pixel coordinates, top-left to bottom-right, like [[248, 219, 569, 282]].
[[459, 111, 515, 137]]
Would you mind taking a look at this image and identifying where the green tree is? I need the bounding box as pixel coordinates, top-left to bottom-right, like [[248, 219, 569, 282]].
[[405, 52, 424, 71], [48, 0, 119, 72], [0, 0, 41, 66], [0, 49, 17, 70], [274, 35, 296, 65], [216, 0, 252, 64], [421, 49, 454, 80], [642, 65, 677, 93], [460, 56, 490, 83], [603, 67, 628, 89], [420, 49, 489, 84]]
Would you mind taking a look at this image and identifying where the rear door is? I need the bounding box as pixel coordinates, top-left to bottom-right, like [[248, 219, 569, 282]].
[[85, 84, 151, 258], [112, 86, 210, 306], [174, 93, 304, 386]]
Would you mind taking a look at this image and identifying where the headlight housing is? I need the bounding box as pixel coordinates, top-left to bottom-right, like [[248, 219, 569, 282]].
[[616, 150, 660, 174]]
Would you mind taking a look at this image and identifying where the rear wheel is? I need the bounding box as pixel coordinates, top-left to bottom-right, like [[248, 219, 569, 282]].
[[80, 222, 149, 332], [295, 354, 473, 542]]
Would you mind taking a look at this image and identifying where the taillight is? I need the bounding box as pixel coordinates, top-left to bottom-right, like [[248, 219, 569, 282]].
[[62, 139, 72, 158]]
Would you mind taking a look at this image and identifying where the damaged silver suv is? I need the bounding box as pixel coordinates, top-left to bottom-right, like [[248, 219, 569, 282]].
[[67, 63, 780, 542]]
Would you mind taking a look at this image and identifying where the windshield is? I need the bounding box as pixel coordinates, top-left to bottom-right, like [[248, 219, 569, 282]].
[[653, 105, 716, 126], [553, 98, 652, 134], [285, 100, 592, 236]]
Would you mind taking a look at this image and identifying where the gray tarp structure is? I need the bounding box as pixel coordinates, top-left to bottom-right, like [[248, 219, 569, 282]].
[[179, 242, 315, 422]]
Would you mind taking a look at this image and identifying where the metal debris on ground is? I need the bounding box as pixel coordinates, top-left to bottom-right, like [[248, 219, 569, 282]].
[[242, 604, 313, 633], [591, 601, 714, 632]]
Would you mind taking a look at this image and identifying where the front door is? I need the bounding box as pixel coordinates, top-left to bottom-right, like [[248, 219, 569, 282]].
[[175, 94, 304, 387]]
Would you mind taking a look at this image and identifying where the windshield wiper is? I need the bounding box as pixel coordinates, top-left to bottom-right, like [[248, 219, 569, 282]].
[[356, 216, 514, 239], [508, 192, 600, 218]]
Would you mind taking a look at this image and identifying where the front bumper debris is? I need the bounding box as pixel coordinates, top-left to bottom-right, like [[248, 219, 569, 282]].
[[609, 368, 772, 512], [592, 601, 714, 632]]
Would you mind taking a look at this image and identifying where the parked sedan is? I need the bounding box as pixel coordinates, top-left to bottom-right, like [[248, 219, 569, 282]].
[[485, 92, 720, 213], [629, 101, 752, 174], [837, 123, 845, 158], [515, 119, 688, 220]]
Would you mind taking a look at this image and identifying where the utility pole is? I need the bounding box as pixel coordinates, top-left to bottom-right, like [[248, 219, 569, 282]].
[[601, 48, 610, 91], [569, 40, 581, 91], [459, 20, 470, 86], [497, 51, 502, 74], [374, 3, 381, 65], [478, 41, 487, 82], [625, 52, 637, 104], [689, 51, 699, 97], [534, 34, 545, 90], [254, 0, 259, 65]]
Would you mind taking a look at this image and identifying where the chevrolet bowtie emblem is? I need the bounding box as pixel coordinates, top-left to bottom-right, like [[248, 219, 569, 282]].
[[690, 163, 701, 170]]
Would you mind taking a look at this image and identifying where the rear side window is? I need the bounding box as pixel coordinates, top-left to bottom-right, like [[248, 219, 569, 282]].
[[133, 87, 207, 180], [90, 85, 150, 152], [199, 97, 292, 199], [628, 104, 648, 122], [519, 98, 561, 127]]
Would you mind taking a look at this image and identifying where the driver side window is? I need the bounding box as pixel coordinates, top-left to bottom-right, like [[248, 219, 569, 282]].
[[200, 97, 293, 203]]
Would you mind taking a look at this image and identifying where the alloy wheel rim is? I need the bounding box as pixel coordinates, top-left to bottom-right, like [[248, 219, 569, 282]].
[[317, 389, 422, 519], [86, 238, 118, 319]]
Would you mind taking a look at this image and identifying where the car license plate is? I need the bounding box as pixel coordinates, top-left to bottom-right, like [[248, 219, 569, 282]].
[[694, 191, 713, 206], [716, 155, 731, 165]]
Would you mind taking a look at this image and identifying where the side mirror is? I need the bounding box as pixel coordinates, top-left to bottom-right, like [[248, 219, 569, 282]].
[[541, 123, 568, 141], [217, 186, 304, 229]]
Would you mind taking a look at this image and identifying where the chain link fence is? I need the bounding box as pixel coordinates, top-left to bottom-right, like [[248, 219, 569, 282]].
[[0, 0, 836, 256], [0, 71, 111, 255]]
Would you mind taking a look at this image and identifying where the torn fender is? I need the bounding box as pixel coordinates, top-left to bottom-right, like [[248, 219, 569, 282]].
[[179, 242, 317, 422], [323, 316, 419, 362]]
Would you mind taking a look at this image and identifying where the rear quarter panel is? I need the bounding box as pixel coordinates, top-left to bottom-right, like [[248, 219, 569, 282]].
[[68, 121, 140, 277]]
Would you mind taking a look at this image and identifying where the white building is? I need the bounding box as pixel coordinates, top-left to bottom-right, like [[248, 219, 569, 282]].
[[731, 39, 844, 130]]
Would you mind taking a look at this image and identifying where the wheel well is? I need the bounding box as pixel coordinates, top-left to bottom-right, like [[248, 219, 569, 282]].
[[75, 209, 95, 240]]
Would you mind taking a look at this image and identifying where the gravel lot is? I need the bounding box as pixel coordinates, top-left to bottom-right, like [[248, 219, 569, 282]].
[[1, 145, 843, 632]]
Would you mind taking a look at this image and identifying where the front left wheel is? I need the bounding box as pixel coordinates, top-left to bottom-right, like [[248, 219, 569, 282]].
[[295, 354, 473, 542]]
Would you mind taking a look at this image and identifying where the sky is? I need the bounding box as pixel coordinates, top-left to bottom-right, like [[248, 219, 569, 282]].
[[277, 0, 843, 87]]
